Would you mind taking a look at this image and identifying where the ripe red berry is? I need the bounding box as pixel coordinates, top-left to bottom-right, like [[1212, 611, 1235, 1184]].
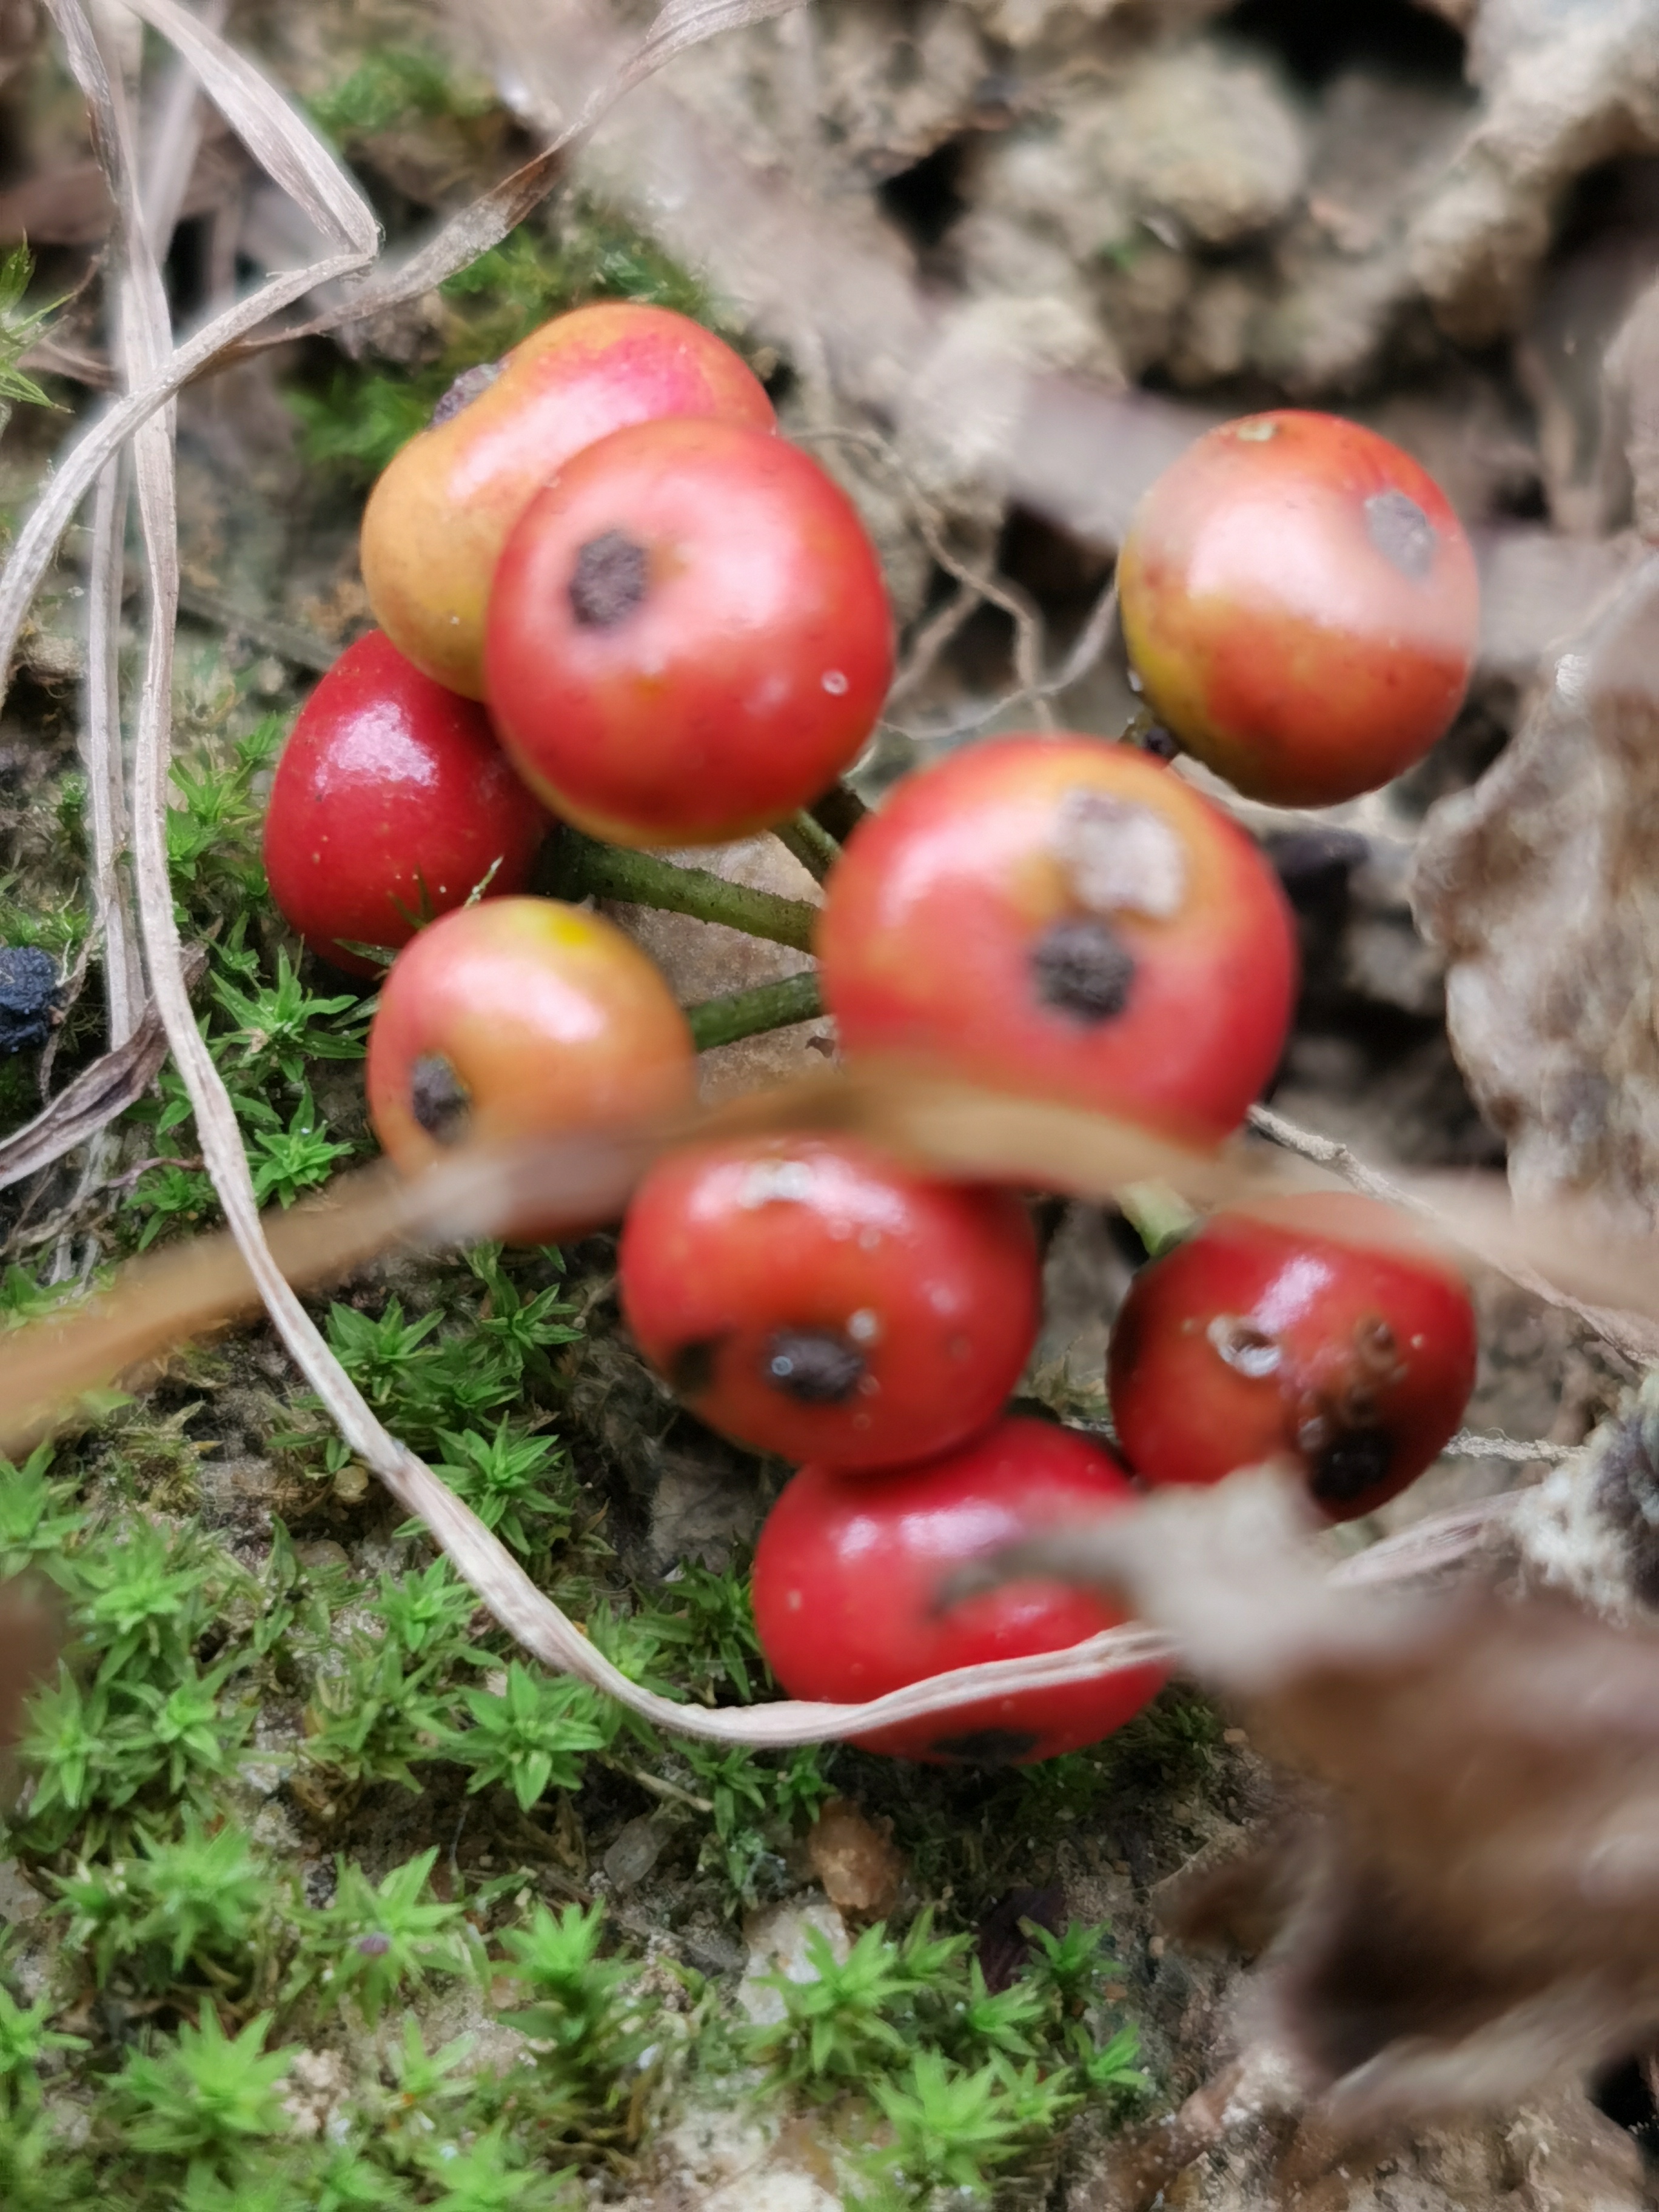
[[1107, 1193, 1478, 1520], [361, 302, 775, 699], [263, 632, 548, 977], [752, 1417, 1165, 1764], [1117, 410, 1480, 806], [484, 417, 893, 848], [618, 1133, 1039, 1471], [816, 735, 1297, 1139], [365, 897, 694, 1239]]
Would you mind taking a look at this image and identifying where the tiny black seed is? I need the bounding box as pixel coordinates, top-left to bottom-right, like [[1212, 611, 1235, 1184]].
[[569, 531, 649, 628], [760, 1329, 865, 1405], [1364, 489, 1436, 581], [1309, 1424, 1395, 1507], [666, 1337, 722, 1398], [928, 1727, 1041, 1766], [430, 359, 503, 426], [409, 1053, 472, 1144], [1030, 916, 1136, 1024]]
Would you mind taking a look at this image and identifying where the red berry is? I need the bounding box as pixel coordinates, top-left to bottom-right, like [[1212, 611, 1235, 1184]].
[[753, 1418, 1165, 1763], [365, 897, 694, 1239], [362, 302, 775, 699], [618, 1133, 1039, 1471], [263, 632, 548, 977], [1107, 1193, 1478, 1520], [484, 418, 893, 848], [816, 735, 1297, 1139], [1117, 411, 1480, 806]]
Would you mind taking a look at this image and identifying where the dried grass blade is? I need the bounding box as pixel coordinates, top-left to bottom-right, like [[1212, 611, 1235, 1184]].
[[80, 460, 142, 1046], [0, 971, 190, 1195], [0, 0, 376, 717], [224, 0, 806, 354]]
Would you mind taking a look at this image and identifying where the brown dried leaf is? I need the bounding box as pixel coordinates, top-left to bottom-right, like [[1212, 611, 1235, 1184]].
[[1409, 0, 1659, 345], [1414, 552, 1659, 1224], [806, 1798, 905, 1920], [984, 1472, 1659, 2122]]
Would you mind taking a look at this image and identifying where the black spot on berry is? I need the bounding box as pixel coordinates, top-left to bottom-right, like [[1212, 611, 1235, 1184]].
[[928, 1726, 1041, 1766], [666, 1337, 722, 1399], [1309, 1424, 1395, 1507], [409, 1053, 471, 1144], [430, 359, 503, 426], [0, 947, 59, 1053], [1364, 489, 1436, 580], [1031, 916, 1136, 1024], [760, 1330, 865, 1404], [569, 532, 649, 628]]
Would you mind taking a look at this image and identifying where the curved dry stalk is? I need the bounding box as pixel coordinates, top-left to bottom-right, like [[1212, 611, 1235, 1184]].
[[1, 0, 377, 717], [80, 460, 142, 1048]]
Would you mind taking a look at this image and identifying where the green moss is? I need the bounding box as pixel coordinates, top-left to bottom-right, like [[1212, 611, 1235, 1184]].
[[287, 206, 726, 484]]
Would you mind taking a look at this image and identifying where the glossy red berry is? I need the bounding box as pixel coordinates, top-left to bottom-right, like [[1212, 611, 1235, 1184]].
[[365, 897, 695, 1239], [752, 1418, 1166, 1765], [484, 417, 893, 848], [618, 1133, 1039, 1471], [816, 735, 1297, 1139], [263, 632, 548, 977], [361, 302, 774, 699], [1107, 1193, 1478, 1520], [1117, 411, 1480, 806]]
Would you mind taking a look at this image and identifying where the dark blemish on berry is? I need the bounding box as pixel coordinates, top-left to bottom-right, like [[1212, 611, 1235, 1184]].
[[1364, 489, 1436, 581], [1031, 916, 1136, 1023], [409, 1053, 471, 1144], [1207, 1315, 1282, 1379], [1309, 1425, 1394, 1507], [431, 360, 503, 427], [569, 532, 649, 628], [0, 946, 59, 1053], [666, 1337, 722, 1399], [928, 1726, 1041, 1765], [761, 1329, 865, 1404]]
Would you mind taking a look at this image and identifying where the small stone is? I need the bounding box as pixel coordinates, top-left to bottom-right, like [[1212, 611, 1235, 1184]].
[[603, 1814, 666, 1893], [738, 1898, 851, 2025], [807, 1799, 905, 1920]]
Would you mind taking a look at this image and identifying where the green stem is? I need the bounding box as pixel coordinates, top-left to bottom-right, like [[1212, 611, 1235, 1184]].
[[685, 971, 823, 1051], [549, 830, 819, 953], [773, 809, 841, 885]]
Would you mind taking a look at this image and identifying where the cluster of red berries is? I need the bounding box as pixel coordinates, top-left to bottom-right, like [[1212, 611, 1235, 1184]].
[[261, 298, 1485, 1767]]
